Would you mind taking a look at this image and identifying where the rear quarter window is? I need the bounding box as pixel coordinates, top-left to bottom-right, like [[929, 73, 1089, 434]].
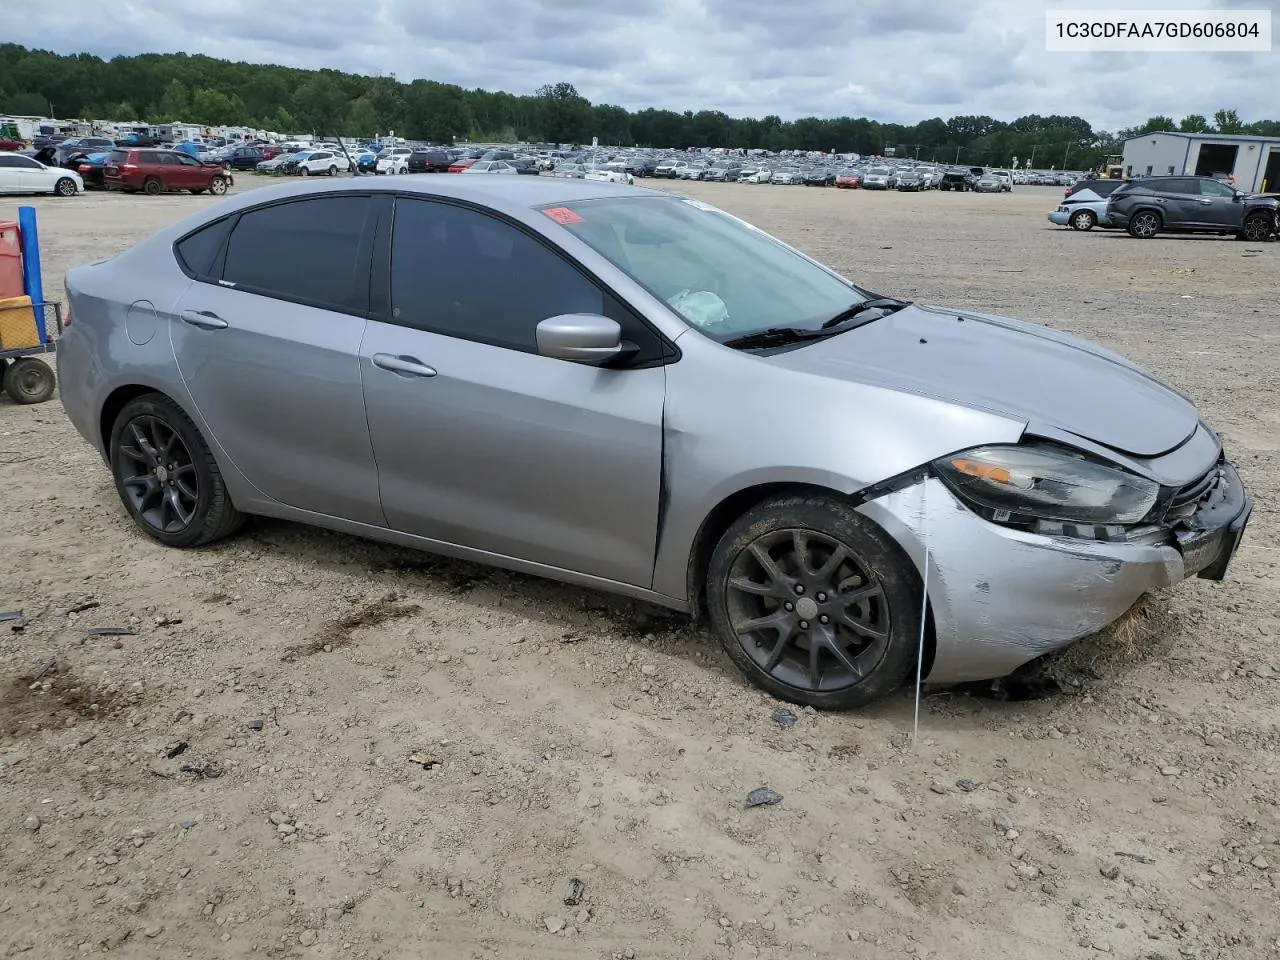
[[175, 217, 234, 279]]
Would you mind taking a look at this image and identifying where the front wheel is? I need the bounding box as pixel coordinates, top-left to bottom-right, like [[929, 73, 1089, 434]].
[[209, 177, 228, 196], [1239, 213, 1273, 242], [109, 393, 245, 548], [54, 177, 77, 197], [706, 494, 920, 710], [2, 357, 56, 404], [1070, 209, 1097, 231], [300, 166, 311, 177]]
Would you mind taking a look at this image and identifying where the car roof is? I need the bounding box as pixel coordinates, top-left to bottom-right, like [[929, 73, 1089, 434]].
[[210, 174, 663, 211]]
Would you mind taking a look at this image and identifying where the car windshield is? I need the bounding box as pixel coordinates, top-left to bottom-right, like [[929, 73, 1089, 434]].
[[869, 167, 889, 175], [547, 196, 867, 342]]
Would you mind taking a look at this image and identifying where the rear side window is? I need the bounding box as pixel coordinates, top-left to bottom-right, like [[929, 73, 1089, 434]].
[[108, 150, 129, 164], [221, 196, 374, 313], [175, 217, 233, 278]]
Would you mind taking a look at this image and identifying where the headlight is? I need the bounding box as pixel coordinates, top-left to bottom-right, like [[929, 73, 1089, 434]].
[[933, 444, 1159, 525]]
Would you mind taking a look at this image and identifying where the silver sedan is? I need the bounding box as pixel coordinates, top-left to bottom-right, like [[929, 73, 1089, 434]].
[[57, 177, 1251, 709]]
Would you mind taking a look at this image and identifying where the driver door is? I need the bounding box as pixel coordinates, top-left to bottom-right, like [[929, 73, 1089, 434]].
[[360, 196, 669, 587], [170, 152, 203, 189], [1196, 177, 1245, 228]]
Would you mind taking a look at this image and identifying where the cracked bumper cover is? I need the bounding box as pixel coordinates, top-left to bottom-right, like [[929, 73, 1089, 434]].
[[856, 465, 1250, 685]]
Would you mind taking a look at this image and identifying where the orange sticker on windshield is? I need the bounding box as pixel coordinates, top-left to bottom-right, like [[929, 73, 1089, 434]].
[[542, 206, 584, 224]]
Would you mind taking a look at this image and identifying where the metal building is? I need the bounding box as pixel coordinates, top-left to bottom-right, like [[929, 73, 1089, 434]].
[[1121, 131, 1280, 193]]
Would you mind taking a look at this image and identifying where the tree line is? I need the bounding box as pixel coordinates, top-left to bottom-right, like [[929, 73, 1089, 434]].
[[1, 44, 1275, 169]]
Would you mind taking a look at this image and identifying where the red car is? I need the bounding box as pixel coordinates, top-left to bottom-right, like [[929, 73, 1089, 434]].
[[102, 148, 232, 196], [835, 171, 862, 189], [447, 158, 477, 173]]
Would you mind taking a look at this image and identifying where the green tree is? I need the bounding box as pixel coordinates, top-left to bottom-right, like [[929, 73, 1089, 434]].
[[403, 80, 470, 143], [156, 79, 189, 120], [1179, 114, 1209, 133], [190, 88, 241, 126], [271, 106, 299, 135], [1212, 108, 1242, 134], [293, 75, 348, 135], [345, 97, 379, 138], [4, 91, 48, 116], [535, 82, 592, 144]]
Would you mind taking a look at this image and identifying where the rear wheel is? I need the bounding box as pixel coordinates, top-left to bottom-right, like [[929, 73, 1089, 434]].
[[328, 165, 338, 176], [706, 494, 920, 710], [143, 177, 162, 196], [1127, 210, 1161, 238], [1069, 209, 1097, 231], [54, 177, 77, 197], [2, 357, 56, 404], [108, 393, 245, 548]]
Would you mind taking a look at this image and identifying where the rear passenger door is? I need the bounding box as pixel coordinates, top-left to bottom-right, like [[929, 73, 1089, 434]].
[[169, 193, 386, 525], [1159, 178, 1209, 227]]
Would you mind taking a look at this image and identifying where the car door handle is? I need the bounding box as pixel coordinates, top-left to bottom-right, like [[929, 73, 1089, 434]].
[[180, 310, 228, 330], [372, 353, 437, 378]]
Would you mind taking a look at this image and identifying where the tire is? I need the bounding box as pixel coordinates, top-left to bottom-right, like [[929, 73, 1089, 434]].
[[328, 166, 337, 177], [706, 494, 920, 710], [2, 357, 56, 404], [1127, 210, 1161, 238], [143, 177, 162, 196], [209, 177, 228, 196], [1239, 213, 1272, 243], [108, 393, 246, 548], [301, 166, 311, 177], [1069, 209, 1097, 231], [55, 177, 77, 197]]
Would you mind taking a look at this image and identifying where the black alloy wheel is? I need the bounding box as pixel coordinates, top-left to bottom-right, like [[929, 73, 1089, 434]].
[[707, 495, 919, 709], [109, 394, 246, 547]]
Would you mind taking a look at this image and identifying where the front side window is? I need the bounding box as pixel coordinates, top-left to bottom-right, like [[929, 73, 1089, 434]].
[[542, 196, 863, 341], [222, 196, 373, 312], [1198, 178, 1236, 198], [389, 198, 604, 351]]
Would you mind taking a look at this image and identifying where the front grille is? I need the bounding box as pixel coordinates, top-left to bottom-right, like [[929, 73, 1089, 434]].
[[1164, 464, 1222, 523]]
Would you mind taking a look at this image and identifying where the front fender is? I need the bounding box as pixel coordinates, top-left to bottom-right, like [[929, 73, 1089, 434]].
[[649, 335, 1026, 601]]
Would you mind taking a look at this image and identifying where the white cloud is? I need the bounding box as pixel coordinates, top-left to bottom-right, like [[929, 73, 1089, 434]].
[[1, 0, 1276, 129]]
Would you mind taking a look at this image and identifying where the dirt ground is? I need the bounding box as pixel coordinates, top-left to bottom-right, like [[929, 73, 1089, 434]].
[[1, 176, 1278, 960]]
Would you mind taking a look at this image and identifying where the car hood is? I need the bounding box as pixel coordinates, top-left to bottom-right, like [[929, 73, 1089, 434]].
[[766, 304, 1198, 458]]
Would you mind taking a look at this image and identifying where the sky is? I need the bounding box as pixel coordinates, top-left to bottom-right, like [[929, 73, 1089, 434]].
[[1, 0, 1277, 130]]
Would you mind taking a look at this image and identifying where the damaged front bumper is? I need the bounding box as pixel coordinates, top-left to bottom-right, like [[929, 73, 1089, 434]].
[[857, 462, 1250, 685]]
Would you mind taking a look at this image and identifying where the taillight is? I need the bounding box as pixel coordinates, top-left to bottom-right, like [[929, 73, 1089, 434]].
[[122, 163, 138, 172], [77, 165, 90, 172]]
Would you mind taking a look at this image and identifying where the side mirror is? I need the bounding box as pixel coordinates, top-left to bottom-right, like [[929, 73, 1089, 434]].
[[536, 314, 625, 365], [1233, 191, 1243, 201]]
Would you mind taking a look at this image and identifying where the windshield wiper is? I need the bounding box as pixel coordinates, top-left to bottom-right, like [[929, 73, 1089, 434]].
[[722, 297, 913, 350], [721, 327, 826, 350], [819, 297, 912, 329]]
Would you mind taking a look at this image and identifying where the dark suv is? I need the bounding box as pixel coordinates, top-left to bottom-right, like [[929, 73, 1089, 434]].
[[406, 149, 452, 173], [1106, 176, 1278, 241], [939, 167, 977, 192]]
